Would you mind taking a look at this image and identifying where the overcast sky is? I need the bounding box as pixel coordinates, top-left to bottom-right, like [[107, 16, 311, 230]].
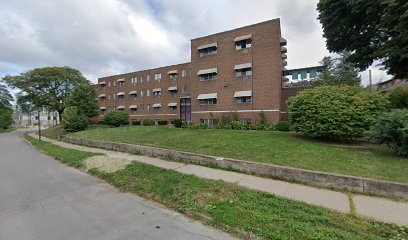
[[0, 0, 390, 86]]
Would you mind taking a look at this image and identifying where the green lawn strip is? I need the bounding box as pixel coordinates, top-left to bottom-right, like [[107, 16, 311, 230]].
[[89, 162, 408, 240], [25, 135, 99, 168], [0, 127, 16, 134], [42, 125, 66, 140], [69, 126, 408, 183]]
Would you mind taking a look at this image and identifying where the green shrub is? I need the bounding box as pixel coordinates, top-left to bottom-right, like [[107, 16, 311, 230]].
[[62, 106, 89, 132], [388, 87, 408, 109], [0, 107, 13, 130], [231, 120, 251, 130], [103, 111, 129, 127], [141, 119, 155, 126], [158, 120, 168, 125], [132, 120, 141, 125], [288, 85, 389, 140], [256, 111, 271, 130], [275, 121, 291, 132], [189, 123, 208, 129], [172, 119, 183, 128], [367, 109, 408, 157]]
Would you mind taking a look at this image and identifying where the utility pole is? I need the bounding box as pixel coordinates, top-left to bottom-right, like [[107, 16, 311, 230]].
[[369, 69, 373, 91], [38, 110, 41, 141]]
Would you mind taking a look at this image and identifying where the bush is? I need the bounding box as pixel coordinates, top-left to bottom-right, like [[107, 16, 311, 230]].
[[0, 107, 13, 130], [189, 123, 208, 129], [103, 111, 129, 127], [256, 111, 272, 130], [89, 116, 102, 125], [231, 121, 251, 130], [288, 85, 389, 140], [367, 109, 408, 157], [132, 120, 141, 125], [388, 87, 408, 109], [172, 119, 183, 128], [62, 106, 89, 132], [275, 121, 291, 132], [158, 120, 168, 125], [141, 119, 155, 126]]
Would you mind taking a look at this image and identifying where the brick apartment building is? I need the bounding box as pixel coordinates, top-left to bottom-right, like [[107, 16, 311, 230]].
[[96, 19, 294, 125]]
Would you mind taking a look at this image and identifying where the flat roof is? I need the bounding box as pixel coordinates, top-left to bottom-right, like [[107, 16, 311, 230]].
[[98, 62, 191, 80], [191, 18, 280, 41]]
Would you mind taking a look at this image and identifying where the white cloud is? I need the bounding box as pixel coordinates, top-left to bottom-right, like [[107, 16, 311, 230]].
[[0, 0, 389, 86]]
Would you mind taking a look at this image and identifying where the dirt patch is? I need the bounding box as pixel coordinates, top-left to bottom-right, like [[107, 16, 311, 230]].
[[84, 155, 130, 173]]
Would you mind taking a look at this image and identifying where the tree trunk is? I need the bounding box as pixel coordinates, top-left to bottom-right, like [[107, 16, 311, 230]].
[[58, 110, 63, 123]]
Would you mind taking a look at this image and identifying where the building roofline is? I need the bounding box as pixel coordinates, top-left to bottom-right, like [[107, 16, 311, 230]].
[[190, 18, 281, 41], [98, 62, 191, 80]]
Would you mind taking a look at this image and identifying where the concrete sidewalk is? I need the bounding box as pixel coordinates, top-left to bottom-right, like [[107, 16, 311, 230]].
[[29, 134, 408, 226]]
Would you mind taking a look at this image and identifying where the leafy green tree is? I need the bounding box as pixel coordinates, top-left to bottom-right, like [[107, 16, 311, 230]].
[[317, 0, 408, 78], [0, 107, 13, 130], [367, 109, 408, 157], [0, 83, 13, 109], [15, 93, 34, 125], [314, 53, 361, 86], [388, 87, 408, 109], [66, 83, 98, 119], [3, 66, 89, 121], [62, 106, 89, 132], [288, 85, 388, 140]]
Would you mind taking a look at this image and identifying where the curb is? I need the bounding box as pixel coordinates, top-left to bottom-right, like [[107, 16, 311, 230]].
[[59, 135, 408, 200]]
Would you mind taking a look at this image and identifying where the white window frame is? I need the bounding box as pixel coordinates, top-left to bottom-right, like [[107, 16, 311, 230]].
[[235, 39, 252, 50]]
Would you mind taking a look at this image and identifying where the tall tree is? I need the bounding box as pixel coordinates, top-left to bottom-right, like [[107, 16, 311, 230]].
[[66, 83, 99, 119], [0, 83, 13, 109], [0, 83, 14, 129], [16, 93, 34, 125], [314, 53, 361, 86], [3, 66, 89, 121], [317, 0, 408, 78]]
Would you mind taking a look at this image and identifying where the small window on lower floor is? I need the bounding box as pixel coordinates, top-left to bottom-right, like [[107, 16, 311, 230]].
[[200, 119, 218, 127], [236, 96, 252, 103], [199, 98, 217, 105]]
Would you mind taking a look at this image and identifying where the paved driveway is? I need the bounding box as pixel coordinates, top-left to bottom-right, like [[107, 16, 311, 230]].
[[0, 130, 234, 240]]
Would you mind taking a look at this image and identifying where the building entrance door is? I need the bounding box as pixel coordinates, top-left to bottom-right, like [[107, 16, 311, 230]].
[[180, 97, 191, 122]]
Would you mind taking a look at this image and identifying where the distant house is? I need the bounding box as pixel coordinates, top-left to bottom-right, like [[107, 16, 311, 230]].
[[376, 78, 408, 92], [13, 106, 59, 127]]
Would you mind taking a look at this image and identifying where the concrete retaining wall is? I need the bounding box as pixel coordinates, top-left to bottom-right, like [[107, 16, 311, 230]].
[[60, 135, 408, 200]]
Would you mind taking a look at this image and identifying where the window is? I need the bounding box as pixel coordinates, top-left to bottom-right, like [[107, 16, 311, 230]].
[[113, 80, 116, 86], [199, 47, 217, 57], [155, 73, 161, 81], [235, 68, 252, 77], [182, 69, 187, 77], [108, 94, 112, 100], [199, 73, 217, 81], [147, 74, 151, 82], [236, 96, 252, 103], [118, 81, 125, 87], [140, 76, 145, 83], [147, 90, 151, 96], [235, 39, 252, 50], [131, 108, 136, 113], [154, 91, 162, 97], [154, 106, 161, 112], [170, 90, 177, 97], [140, 104, 144, 111], [200, 119, 217, 126], [182, 85, 187, 94], [113, 94, 116, 99], [147, 104, 151, 111], [131, 77, 137, 84], [140, 90, 144, 97], [199, 98, 217, 105], [108, 81, 112, 87], [169, 74, 177, 80]]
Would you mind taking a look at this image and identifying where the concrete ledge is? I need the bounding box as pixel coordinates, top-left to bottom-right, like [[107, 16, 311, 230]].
[[59, 135, 408, 200]]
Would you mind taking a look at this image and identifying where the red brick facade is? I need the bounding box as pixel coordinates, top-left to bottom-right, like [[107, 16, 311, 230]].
[[96, 19, 288, 125]]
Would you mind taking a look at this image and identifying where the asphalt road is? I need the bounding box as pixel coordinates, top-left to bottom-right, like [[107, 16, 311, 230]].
[[0, 130, 235, 240]]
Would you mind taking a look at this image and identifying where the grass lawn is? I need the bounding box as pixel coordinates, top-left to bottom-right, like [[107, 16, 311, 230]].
[[0, 127, 16, 134], [24, 134, 408, 239], [25, 135, 99, 168], [42, 125, 66, 139], [69, 126, 408, 183]]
